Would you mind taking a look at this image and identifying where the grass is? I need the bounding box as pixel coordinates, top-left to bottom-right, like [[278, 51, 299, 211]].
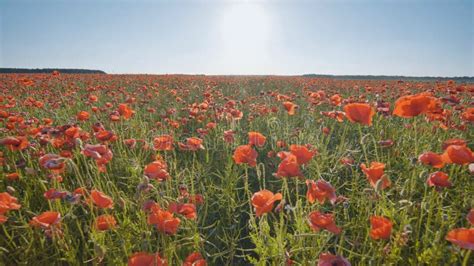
[[0, 74, 472, 265]]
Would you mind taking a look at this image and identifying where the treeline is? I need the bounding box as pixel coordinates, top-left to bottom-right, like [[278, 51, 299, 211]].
[[302, 74, 474, 83], [0, 68, 106, 74]]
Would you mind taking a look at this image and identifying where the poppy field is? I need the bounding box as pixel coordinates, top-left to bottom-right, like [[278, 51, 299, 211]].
[[0, 73, 473, 265]]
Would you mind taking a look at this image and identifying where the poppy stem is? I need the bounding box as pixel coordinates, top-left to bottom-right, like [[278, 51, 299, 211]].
[[462, 250, 471, 266], [358, 125, 369, 163]]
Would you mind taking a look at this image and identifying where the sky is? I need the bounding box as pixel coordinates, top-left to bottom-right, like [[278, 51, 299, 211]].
[[0, 0, 472, 76]]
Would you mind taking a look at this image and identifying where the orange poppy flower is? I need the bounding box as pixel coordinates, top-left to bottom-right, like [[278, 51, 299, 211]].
[[181, 137, 204, 151], [0, 136, 29, 151], [317, 252, 350, 266], [251, 190, 282, 217], [118, 103, 134, 119], [0, 192, 21, 223], [441, 145, 474, 165], [307, 211, 341, 234], [147, 207, 181, 235], [77, 111, 90, 121], [442, 138, 467, 150], [289, 145, 316, 165], [128, 252, 168, 266], [153, 135, 174, 151], [343, 103, 375, 126], [306, 179, 337, 205], [90, 189, 114, 209], [393, 93, 438, 118], [233, 145, 258, 167], [95, 214, 117, 231], [369, 216, 392, 240], [426, 171, 452, 188], [330, 94, 342, 106], [360, 162, 391, 190], [248, 132, 266, 147], [6, 173, 19, 181], [183, 252, 207, 266], [283, 101, 298, 115], [168, 202, 197, 220], [418, 152, 445, 168], [461, 107, 474, 122], [144, 160, 170, 181], [274, 153, 303, 178], [445, 228, 474, 250], [29, 211, 61, 229]]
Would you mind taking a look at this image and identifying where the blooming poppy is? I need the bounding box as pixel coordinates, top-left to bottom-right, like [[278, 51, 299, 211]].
[[442, 139, 467, 150], [306, 179, 337, 205], [90, 189, 114, 209], [0, 192, 21, 223], [128, 252, 168, 266], [441, 145, 474, 165], [147, 206, 180, 235], [343, 103, 375, 126], [29, 211, 61, 229], [183, 252, 207, 266], [179, 137, 204, 151], [369, 216, 392, 240], [118, 103, 134, 119], [0, 136, 29, 151], [248, 132, 266, 147], [274, 153, 303, 178], [39, 154, 66, 173], [317, 252, 351, 266], [77, 111, 90, 121], [360, 162, 390, 190], [283, 101, 298, 115], [233, 145, 258, 167], [144, 160, 170, 181], [445, 228, 474, 250], [418, 152, 445, 168], [308, 211, 341, 234], [95, 214, 117, 231], [82, 144, 113, 172], [251, 190, 282, 217], [153, 135, 174, 151], [330, 94, 342, 106], [168, 202, 197, 220], [223, 130, 235, 143], [289, 145, 316, 165], [426, 171, 452, 188], [393, 93, 438, 118]]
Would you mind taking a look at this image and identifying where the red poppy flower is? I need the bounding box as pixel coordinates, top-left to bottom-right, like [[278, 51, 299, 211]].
[[128, 252, 168, 266], [168, 202, 197, 220], [0, 192, 21, 223], [77, 111, 90, 121], [308, 211, 341, 234], [90, 189, 114, 209], [0, 136, 29, 151], [418, 152, 445, 168], [283, 101, 298, 115], [95, 214, 117, 231], [275, 153, 303, 178], [360, 162, 390, 190], [233, 145, 258, 167], [251, 190, 282, 217], [343, 103, 375, 126], [153, 135, 174, 151], [147, 207, 181, 235], [30, 211, 61, 229], [118, 103, 134, 119], [426, 171, 452, 188], [441, 145, 474, 165], [445, 228, 474, 250], [289, 145, 316, 165], [183, 252, 207, 266], [144, 160, 170, 181], [248, 132, 266, 147], [393, 93, 439, 118], [369, 216, 392, 240], [306, 179, 337, 205]]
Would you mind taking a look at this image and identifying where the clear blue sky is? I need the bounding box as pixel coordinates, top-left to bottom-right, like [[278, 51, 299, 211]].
[[1, 0, 472, 76]]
